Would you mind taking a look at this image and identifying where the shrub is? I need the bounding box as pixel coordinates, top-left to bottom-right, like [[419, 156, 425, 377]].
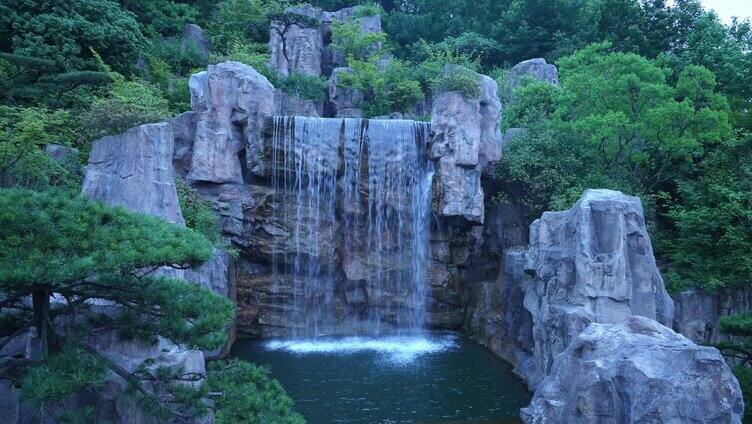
[[176, 179, 222, 246], [355, 3, 383, 18], [78, 79, 172, 144], [433, 65, 481, 98], [0, 106, 81, 191], [149, 37, 209, 77], [207, 360, 305, 424], [277, 72, 327, 102], [210, 42, 279, 85]]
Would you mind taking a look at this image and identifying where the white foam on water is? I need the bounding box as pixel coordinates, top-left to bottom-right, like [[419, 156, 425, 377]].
[[264, 334, 457, 363]]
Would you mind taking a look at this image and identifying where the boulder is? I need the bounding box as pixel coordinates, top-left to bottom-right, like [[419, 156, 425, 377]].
[[82, 122, 185, 225], [521, 316, 744, 424], [188, 61, 275, 180], [181, 23, 210, 55], [502, 58, 559, 105], [326, 67, 363, 118], [429, 67, 503, 225], [519, 189, 675, 387]]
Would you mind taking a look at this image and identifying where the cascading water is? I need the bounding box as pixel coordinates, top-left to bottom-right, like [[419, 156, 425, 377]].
[[270, 116, 433, 338]]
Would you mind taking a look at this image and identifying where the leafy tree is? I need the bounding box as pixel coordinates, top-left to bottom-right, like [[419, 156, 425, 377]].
[[208, 0, 286, 54], [663, 132, 752, 291], [0, 189, 303, 422], [498, 42, 731, 221], [119, 0, 198, 37], [331, 20, 387, 61], [78, 77, 172, 144], [0, 0, 147, 73]]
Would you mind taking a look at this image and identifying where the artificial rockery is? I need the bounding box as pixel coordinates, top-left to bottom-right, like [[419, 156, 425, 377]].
[[4, 4, 746, 423]]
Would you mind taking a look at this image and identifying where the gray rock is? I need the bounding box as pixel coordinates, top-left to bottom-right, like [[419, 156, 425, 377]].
[[502, 58, 559, 105], [519, 189, 675, 388], [521, 316, 744, 424], [82, 122, 185, 225], [181, 23, 210, 55], [673, 286, 752, 346], [429, 68, 503, 225], [326, 67, 363, 118], [268, 5, 324, 76], [44, 144, 79, 163], [171, 111, 198, 178], [275, 89, 322, 117], [188, 61, 275, 180]]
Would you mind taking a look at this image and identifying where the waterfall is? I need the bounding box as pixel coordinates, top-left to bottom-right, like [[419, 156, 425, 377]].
[[270, 116, 433, 337]]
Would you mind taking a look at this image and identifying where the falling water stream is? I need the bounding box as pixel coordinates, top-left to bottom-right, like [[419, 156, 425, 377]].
[[270, 116, 433, 337], [237, 116, 531, 423]]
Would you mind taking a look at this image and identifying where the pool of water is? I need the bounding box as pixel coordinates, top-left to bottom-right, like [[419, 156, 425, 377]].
[[230, 333, 532, 424]]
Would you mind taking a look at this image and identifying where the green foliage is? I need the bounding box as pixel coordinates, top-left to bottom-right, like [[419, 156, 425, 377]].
[[433, 65, 481, 98], [337, 58, 424, 117], [354, 3, 382, 18], [732, 366, 752, 424], [0, 188, 241, 420], [148, 37, 209, 77], [663, 133, 752, 290], [118, 0, 198, 37], [498, 42, 731, 222], [21, 345, 108, 404], [0, 0, 147, 73], [79, 78, 172, 143], [207, 360, 306, 424], [0, 106, 81, 191], [277, 72, 327, 102], [331, 20, 387, 61], [210, 42, 278, 84], [208, 0, 283, 54], [176, 179, 222, 246]]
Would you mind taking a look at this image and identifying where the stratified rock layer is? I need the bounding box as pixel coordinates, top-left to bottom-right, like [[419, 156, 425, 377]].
[[521, 316, 744, 424]]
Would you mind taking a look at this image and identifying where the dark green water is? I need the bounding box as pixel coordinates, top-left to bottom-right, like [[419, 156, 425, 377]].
[[230, 333, 531, 424]]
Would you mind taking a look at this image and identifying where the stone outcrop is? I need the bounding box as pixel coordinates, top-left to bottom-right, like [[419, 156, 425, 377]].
[[502, 58, 559, 105], [326, 67, 363, 118], [429, 67, 503, 226], [521, 316, 744, 424], [181, 23, 210, 55], [673, 286, 752, 346], [268, 5, 383, 78], [269, 5, 324, 76], [468, 189, 676, 388], [189, 61, 275, 180], [275, 89, 322, 117], [83, 122, 185, 225]]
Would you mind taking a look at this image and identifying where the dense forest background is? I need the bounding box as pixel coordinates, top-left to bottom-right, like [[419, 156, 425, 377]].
[[1, 0, 752, 421]]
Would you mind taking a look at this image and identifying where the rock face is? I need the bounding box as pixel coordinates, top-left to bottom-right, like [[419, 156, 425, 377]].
[[83, 123, 185, 225], [673, 286, 752, 346], [181, 23, 210, 55], [269, 5, 324, 76], [326, 67, 363, 118], [518, 189, 675, 387], [429, 68, 503, 226], [502, 58, 559, 105], [268, 5, 383, 78], [189, 61, 275, 180], [521, 316, 744, 424]]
